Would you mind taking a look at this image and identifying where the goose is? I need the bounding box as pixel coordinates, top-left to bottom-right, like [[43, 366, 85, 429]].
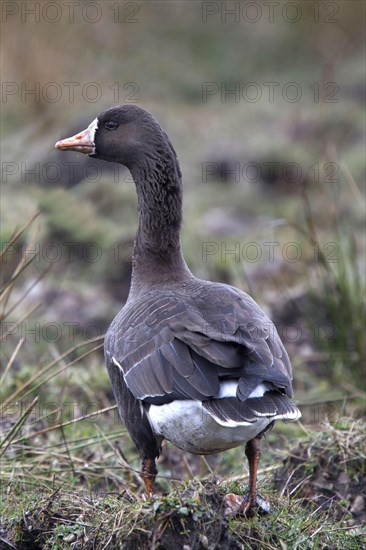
[[55, 105, 301, 514]]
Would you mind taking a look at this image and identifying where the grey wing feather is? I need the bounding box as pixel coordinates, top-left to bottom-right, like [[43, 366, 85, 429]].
[[203, 392, 299, 424], [160, 340, 194, 376], [105, 282, 294, 403]]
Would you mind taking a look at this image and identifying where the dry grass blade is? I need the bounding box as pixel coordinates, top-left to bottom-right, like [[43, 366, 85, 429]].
[[0, 537, 16, 549], [1, 337, 103, 407], [11, 405, 117, 444], [0, 212, 41, 264], [18, 341, 104, 401], [0, 302, 41, 344], [0, 337, 24, 386], [341, 160, 365, 209], [0, 255, 37, 298], [0, 397, 39, 457], [2, 264, 52, 319]]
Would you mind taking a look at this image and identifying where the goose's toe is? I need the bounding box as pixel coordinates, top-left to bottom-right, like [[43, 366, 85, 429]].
[[223, 492, 270, 517]]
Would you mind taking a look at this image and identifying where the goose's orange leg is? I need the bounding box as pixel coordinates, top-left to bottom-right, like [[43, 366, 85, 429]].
[[224, 436, 270, 516], [142, 457, 157, 497]]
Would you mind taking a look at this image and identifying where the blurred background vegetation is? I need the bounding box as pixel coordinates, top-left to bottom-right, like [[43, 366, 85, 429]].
[[1, 1, 365, 546]]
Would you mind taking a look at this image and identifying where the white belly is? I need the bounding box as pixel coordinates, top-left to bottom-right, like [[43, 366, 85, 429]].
[[147, 400, 272, 455]]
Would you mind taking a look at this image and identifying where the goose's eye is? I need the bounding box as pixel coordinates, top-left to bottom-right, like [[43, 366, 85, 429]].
[[105, 121, 118, 131]]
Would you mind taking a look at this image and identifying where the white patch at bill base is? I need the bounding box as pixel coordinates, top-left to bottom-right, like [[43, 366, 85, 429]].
[[87, 117, 99, 154]]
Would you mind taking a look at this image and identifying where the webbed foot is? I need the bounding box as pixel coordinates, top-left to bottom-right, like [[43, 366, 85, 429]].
[[223, 492, 270, 517]]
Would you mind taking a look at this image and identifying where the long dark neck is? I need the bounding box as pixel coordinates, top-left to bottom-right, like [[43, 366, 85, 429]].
[[128, 145, 191, 293]]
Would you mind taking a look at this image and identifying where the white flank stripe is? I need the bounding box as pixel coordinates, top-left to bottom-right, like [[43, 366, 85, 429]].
[[218, 380, 273, 399], [112, 356, 124, 373], [249, 382, 273, 398], [218, 381, 238, 398]]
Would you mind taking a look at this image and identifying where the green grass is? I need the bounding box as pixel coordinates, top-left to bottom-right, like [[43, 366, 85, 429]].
[[2, 420, 365, 549]]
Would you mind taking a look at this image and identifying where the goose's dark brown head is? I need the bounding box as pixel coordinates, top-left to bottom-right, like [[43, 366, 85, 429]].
[[55, 105, 174, 171], [55, 105, 185, 273]]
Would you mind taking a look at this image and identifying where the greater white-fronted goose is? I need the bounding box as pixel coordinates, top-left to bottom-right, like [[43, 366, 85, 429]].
[[55, 105, 301, 514]]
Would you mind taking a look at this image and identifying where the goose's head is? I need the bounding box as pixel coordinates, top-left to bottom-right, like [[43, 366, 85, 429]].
[[55, 105, 172, 170]]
